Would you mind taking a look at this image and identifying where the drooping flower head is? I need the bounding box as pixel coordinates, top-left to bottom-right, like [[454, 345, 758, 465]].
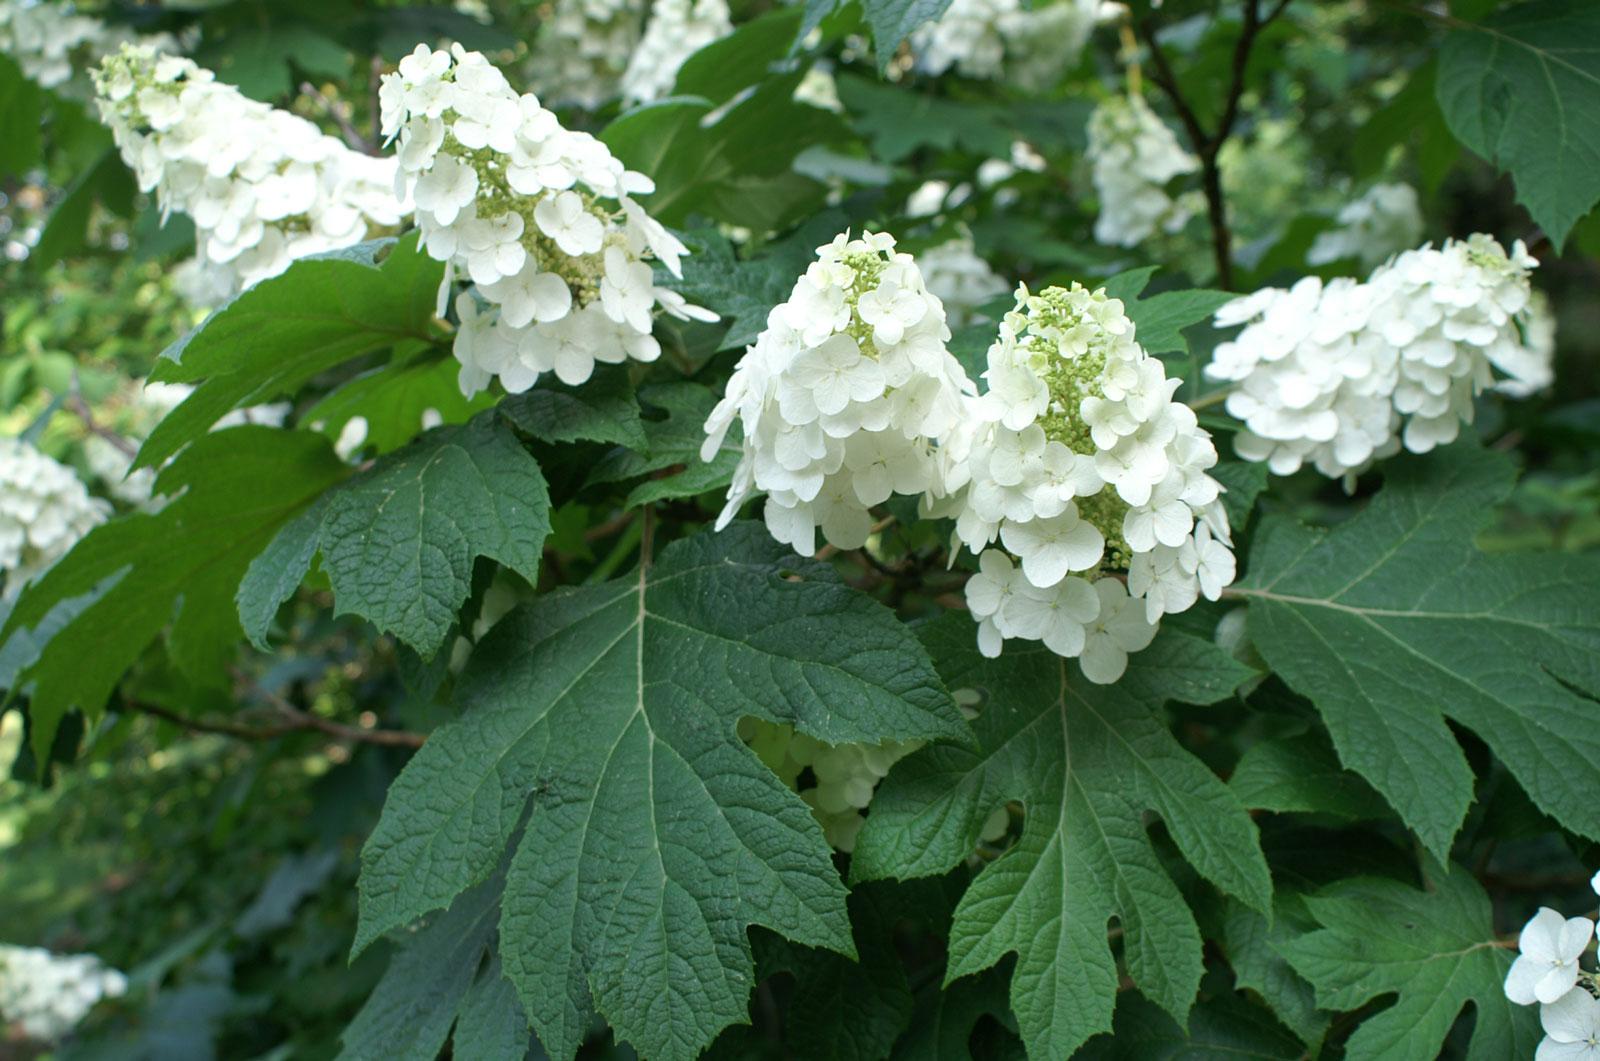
[[1307, 182, 1424, 269], [93, 45, 406, 295], [1087, 94, 1201, 248], [918, 235, 1011, 329], [911, 0, 1102, 88], [943, 283, 1233, 681], [380, 44, 715, 397], [1207, 233, 1548, 483], [738, 718, 921, 852], [704, 230, 974, 557]]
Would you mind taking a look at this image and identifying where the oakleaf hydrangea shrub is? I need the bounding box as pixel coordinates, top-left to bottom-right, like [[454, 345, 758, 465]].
[[937, 282, 1231, 678], [918, 234, 1012, 327], [1307, 182, 1424, 268], [4, 2, 1599, 1060]]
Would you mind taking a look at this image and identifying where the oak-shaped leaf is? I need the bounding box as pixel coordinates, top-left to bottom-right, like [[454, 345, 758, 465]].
[[353, 523, 969, 1060], [1280, 863, 1539, 1060], [1233, 442, 1600, 857], [852, 614, 1271, 1059], [1437, 0, 1600, 248], [238, 411, 550, 659]]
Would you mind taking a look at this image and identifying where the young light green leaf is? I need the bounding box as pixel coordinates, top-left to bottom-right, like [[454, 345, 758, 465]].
[[354, 524, 968, 1061], [498, 368, 647, 450], [853, 614, 1271, 1059], [1437, 0, 1600, 248], [138, 233, 443, 470], [0, 428, 348, 760], [1233, 443, 1600, 857], [1280, 864, 1540, 1060], [238, 412, 550, 659], [303, 355, 494, 455]]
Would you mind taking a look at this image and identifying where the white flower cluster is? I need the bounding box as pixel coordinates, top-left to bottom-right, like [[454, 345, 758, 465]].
[[93, 46, 407, 296], [529, 0, 646, 109], [739, 718, 921, 852], [1206, 234, 1549, 480], [0, 0, 165, 94], [940, 283, 1233, 682], [621, 0, 732, 104], [381, 44, 714, 397], [703, 231, 973, 557], [1307, 182, 1424, 269], [919, 236, 1010, 329], [0, 438, 108, 596], [1087, 94, 1201, 248], [0, 945, 127, 1042], [1504, 876, 1600, 1061], [911, 0, 1102, 88]]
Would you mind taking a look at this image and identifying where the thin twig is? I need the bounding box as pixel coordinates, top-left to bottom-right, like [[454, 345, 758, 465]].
[[640, 505, 656, 571], [67, 392, 137, 458], [300, 81, 379, 155], [1140, 0, 1291, 289], [122, 696, 426, 748], [1186, 386, 1235, 412], [584, 508, 638, 543]]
